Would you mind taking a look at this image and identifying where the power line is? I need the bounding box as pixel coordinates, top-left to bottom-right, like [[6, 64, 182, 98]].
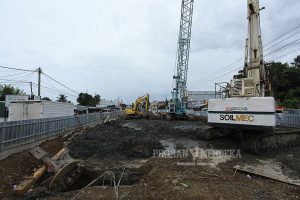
[[268, 47, 300, 61], [190, 38, 300, 88], [32, 82, 78, 98], [264, 38, 300, 57], [263, 23, 300, 47], [42, 72, 80, 95], [42, 75, 78, 97], [0, 71, 30, 79], [264, 29, 300, 52], [188, 24, 300, 87], [0, 65, 37, 72], [194, 44, 300, 88]]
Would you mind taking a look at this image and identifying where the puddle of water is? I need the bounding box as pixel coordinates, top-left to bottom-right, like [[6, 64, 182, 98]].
[[159, 139, 233, 168], [173, 125, 202, 130], [124, 159, 149, 168], [122, 123, 142, 131]]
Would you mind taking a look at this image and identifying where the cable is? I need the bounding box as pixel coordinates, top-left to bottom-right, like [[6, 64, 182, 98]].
[[0, 65, 37, 72], [264, 29, 300, 52], [32, 82, 78, 98], [0, 71, 29, 79], [264, 38, 300, 57], [263, 23, 300, 47], [268, 47, 300, 61], [42, 72, 79, 95], [188, 24, 300, 87], [193, 65, 243, 88], [195, 44, 300, 88], [188, 60, 244, 87], [42, 75, 78, 98]]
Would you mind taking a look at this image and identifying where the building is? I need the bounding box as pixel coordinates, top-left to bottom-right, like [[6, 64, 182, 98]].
[[187, 91, 215, 110], [97, 98, 121, 109], [8, 100, 74, 121]]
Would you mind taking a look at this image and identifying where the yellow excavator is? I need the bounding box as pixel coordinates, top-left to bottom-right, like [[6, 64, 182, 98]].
[[124, 93, 150, 119]]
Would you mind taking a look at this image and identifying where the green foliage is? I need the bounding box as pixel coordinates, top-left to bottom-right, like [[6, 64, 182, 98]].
[[57, 94, 68, 102], [77, 93, 101, 107], [42, 97, 52, 101], [265, 58, 300, 109], [232, 55, 300, 108], [0, 84, 26, 101], [233, 67, 247, 79], [294, 55, 300, 67]]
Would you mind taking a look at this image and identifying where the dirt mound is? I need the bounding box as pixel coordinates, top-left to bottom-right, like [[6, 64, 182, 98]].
[[68, 121, 163, 160], [68, 119, 228, 160]]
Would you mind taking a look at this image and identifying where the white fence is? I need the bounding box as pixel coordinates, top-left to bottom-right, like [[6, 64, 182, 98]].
[[0, 111, 122, 151]]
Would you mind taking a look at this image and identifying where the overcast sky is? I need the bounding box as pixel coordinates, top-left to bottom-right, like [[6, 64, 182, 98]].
[[0, 0, 299, 103]]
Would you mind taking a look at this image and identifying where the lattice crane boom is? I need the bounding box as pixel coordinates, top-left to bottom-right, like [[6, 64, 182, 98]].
[[170, 0, 194, 116]]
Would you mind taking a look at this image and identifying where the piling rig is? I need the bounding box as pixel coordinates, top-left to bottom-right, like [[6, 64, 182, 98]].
[[208, 0, 300, 152]]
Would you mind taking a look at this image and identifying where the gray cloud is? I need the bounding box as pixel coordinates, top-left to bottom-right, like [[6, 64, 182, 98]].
[[0, 0, 299, 103]]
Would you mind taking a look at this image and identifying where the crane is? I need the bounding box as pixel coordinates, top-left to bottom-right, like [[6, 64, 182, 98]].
[[169, 0, 194, 118]]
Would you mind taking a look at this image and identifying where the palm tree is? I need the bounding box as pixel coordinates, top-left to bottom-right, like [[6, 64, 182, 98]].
[[57, 94, 68, 102]]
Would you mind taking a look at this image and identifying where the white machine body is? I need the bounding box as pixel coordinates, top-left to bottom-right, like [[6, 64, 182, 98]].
[[208, 97, 276, 128]]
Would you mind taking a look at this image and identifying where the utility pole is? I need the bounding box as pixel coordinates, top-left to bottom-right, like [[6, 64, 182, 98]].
[[30, 82, 33, 99], [38, 67, 42, 97]]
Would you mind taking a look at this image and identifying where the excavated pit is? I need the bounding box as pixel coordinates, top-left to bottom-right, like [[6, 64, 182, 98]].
[[66, 119, 240, 190]]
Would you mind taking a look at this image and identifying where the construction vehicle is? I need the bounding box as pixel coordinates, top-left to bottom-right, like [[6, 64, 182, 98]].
[[124, 93, 150, 119], [208, 0, 300, 152], [168, 0, 194, 119]]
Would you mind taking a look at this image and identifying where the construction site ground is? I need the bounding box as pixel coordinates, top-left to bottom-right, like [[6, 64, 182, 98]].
[[0, 119, 300, 200]]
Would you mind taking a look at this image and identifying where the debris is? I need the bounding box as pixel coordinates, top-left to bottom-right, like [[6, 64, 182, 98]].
[[235, 159, 300, 186], [246, 175, 252, 179], [179, 183, 189, 188], [14, 148, 66, 195]]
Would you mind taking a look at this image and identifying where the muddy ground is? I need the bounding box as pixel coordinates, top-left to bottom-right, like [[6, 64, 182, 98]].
[[0, 136, 65, 200], [1, 119, 300, 199]]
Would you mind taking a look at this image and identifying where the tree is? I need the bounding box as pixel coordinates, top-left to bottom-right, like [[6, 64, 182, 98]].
[[57, 94, 68, 102], [77, 93, 101, 107], [265, 61, 300, 108], [233, 67, 247, 79], [0, 84, 26, 101], [293, 55, 300, 67], [42, 97, 52, 101]]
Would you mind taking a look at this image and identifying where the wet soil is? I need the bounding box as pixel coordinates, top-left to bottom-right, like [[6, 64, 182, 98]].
[[0, 136, 65, 200], [1, 119, 300, 199]]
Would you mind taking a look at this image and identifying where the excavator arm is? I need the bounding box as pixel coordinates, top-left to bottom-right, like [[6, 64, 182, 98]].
[[124, 93, 150, 118]]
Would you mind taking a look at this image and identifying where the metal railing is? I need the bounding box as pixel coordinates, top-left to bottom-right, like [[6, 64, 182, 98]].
[[0, 111, 122, 151], [276, 113, 300, 128]]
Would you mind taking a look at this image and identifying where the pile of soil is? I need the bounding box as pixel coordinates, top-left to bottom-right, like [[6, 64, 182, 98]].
[[68, 121, 164, 160], [68, 119, 237, 160]]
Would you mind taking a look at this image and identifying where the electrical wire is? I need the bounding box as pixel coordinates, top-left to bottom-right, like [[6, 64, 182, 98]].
[[263, 23, 300, 47], [0, 71, 30, 79], [188, 24, 300, 87], [42, 75, 78, 98], [0, 65, 37, 72], [42, 72, 79, 95], [264, 29, 300, 51]]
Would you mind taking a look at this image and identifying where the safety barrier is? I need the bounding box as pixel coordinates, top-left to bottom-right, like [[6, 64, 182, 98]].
[[0, 111, 122, 151]]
